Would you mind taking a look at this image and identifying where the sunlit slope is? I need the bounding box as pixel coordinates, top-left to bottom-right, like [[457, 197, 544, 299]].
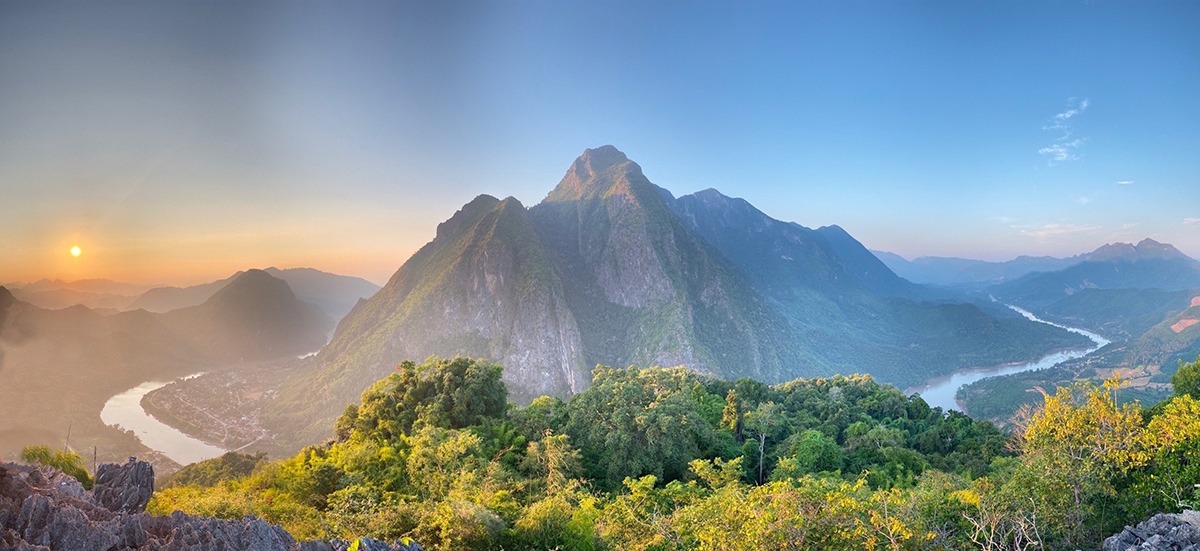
[[264, 146, 1088, 448], [265, 194, 590, 442]]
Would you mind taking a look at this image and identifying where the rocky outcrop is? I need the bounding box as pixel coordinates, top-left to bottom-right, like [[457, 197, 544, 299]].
[[93, 457, 154, 514], [1104, 511, 1200, 551], [0, 460, 420, 551]]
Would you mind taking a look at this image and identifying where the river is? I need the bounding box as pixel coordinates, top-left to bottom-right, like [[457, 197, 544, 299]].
[[100, 373, 227, 466], [908, 305, 1110, 412]]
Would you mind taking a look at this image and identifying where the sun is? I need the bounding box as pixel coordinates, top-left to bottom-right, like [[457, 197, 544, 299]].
[[70, 245, 82, 257]]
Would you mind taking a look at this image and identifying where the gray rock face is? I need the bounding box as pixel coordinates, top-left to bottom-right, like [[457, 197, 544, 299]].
[[93, 457, 154, 513], [0, 461, 421, 551], [1104, 512, 1200, 551]]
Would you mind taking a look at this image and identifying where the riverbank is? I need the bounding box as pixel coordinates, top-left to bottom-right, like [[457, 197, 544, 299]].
[[908, 306, 1109, 413], [100, 375, 226, 466]]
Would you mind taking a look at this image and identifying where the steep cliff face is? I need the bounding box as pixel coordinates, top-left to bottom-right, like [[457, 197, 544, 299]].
[[267, 195, 588, 441], [264, 146, 1085, 448], [530, 146, 806, 381]]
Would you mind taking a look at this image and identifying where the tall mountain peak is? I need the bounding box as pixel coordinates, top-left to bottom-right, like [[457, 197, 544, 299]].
[[435, 194, 501, 239], [209, 269, 291, 304], [1086, 238, 1193, 263], [544, 146, 645, 202], [577, 145, 629, 172]]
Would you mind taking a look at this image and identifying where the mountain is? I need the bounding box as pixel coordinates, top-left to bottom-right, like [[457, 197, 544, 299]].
[[991, 239, 1200, 308], [1126, 295, 1200, 368], [814, 225, 931, 298], [267, 147, 812, 442], [263, 146, 1088, 447], [528, 148, 806, 381], [0, 287, 206, 461], [129, 277, 236, 313], [18, 278, 151, 296], [261, 268, 380, 321], [0, 271, 334, 461], [160, 270, 333, 362], [6, 279, 153, 310], [663, 187, 1086, 382], [129, 268, 378, 320], [270, 193, 589, 436], [1038, 288, 1196, 340], [873, 252, 1078, 287]]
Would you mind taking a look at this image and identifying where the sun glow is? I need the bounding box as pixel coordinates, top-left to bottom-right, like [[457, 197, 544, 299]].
[[70, 245, 82, 257]]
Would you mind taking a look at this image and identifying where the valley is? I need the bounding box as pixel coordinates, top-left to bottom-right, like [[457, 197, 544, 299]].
[[3, 148, 1197, 551], [5, 148, 1197, 467], [908, 305, 1109, 412]]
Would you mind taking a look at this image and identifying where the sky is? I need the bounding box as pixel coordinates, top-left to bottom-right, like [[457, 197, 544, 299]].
[[2, 0, 1198, 286]]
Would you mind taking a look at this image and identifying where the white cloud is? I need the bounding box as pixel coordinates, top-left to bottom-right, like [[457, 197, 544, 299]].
[[1185, 218, 1200, 226], [1020, 223, 1101, 239], [1078, 196, 1092, 205], [1039, 98, 1089, 164], [1116, 180, 1135, 185], [1038, 138, 1085, 162]]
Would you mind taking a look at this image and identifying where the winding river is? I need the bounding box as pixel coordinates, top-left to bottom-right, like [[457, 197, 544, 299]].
[[908, 305, 1110, 412], [100, 373, 227, 465]]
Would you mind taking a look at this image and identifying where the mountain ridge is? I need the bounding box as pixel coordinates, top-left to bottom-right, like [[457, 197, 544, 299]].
[[262, 146, 1088, 448]]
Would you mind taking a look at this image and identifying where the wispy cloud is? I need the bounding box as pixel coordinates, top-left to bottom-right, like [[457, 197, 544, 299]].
[[989, 215, 1015, 224], [1020, 223, 1101, 238], [1116, 180, 1135, 185], [1039, 98, 1089, 164], [1077, 196, 1092, 205], [1185, 217, 1200, 226]]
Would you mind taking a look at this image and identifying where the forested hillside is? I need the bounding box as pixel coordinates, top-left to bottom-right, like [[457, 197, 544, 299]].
[[153, 356, 1200, 550]]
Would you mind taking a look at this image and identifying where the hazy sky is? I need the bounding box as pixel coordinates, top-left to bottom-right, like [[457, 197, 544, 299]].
[[2, 1, 1198, 286]]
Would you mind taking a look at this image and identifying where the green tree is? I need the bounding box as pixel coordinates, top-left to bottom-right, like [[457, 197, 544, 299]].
[[1171, 355, 1200, 399], [1010, 377, 1148, 548], [565, 366, 718, 489], [341, 356, 507, 441], [744, 401, 788, 484], [778, 429, 842, 477]]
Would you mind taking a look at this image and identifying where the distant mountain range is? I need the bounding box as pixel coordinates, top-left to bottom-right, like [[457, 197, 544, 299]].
[[0, 270, 333, 461], [263, 146, 1088, 445], [875, 238, 1200, 291], [7, 268, 379, 322], [872, 252, 1078, 287], [989, 239, 1200, 308], [948, 241, 1200, 421]]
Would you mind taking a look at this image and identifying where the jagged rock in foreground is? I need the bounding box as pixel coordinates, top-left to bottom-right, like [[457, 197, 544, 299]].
[[1103, 511, 1200, 551], [0, 460, 420, 551], [92, 457, 154, 514]]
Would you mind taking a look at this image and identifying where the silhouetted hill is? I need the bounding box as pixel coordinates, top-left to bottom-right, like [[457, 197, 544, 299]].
[[129, 268, 378, 321], [129, 276, 236, 313], [7, 279, 152, 310], [261, 267, 379, 321], [0, 291, 206, 461], [161, 270, 332, 362]]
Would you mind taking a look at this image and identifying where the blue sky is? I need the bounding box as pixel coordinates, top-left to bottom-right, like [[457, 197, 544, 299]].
[[2, 0, 1197, 285]]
